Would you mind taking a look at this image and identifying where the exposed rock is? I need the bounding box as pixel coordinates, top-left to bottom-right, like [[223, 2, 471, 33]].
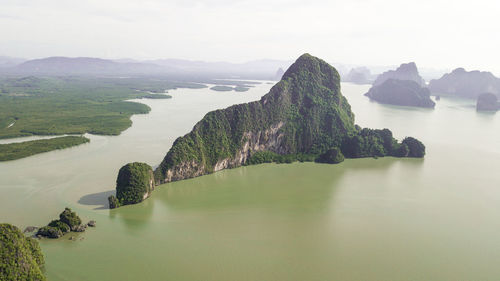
[[373, 62, 425, 87], [23, 226, 38, 233], [476, 93, 499, 111], [365, 79, 436, 108], [74, 224, 87, 232], [429, 68, 500, 99], [87, 220, 96, 227]]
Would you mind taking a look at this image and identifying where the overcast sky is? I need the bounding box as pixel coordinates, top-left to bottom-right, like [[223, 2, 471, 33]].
[[1, 0, 499, 74]]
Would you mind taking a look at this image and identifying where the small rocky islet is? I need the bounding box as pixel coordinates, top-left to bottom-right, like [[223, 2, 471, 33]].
[[32, 208, 95, 239]]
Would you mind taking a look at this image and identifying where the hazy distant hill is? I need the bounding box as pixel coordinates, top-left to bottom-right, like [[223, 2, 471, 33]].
[[13, 57, 168, 75], [143, 58, 292, 80], [343, 67, 372, 84], [373, 62, 425, 87], [0, 56, 26, 68], [429, 68, 500, 99], [0, 56, 292, 79]]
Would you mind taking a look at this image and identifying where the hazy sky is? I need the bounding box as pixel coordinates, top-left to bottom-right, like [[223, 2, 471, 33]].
[[1, 0, 499, 74]]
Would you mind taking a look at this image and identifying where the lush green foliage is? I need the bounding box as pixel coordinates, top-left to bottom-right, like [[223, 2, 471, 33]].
[[210, 86, 234, 92], [59, 208, 82, 230], [114, 162, 154, 207], [402, 137, 426, 158], [0, 76, 204, 139], [0, 223, 46, 281], [315, 148, 344, 164], [36, 226, 62, 239], [36, 208, 83, 238], [234, 86, 250, 92], [47, 220, 70, 233], [246, 151, 316, 165], [0, 136, 89, 161], [108, 195, 120, 209]]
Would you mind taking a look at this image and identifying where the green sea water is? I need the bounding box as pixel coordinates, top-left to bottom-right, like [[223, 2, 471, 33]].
[[1, 82, 500, 280]]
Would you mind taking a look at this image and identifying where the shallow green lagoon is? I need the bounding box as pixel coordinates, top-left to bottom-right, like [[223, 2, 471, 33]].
[[2, 82, 500, 280]]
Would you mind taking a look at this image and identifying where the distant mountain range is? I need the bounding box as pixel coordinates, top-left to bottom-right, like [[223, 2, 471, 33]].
[[0, 56, 293, 80]]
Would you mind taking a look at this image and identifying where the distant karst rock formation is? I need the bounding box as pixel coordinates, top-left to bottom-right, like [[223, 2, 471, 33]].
[[429, 68, 500, 99], [365, 79, 435, 108], [373, 62, 425, 87], [343, 67, 371, 84], [476, 93, 500, 111], [274, 67, 285, 81]]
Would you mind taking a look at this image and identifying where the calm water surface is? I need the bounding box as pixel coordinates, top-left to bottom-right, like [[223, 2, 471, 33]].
[[1, 82, 500, 281]]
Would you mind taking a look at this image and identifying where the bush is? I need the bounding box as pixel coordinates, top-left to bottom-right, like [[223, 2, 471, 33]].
[[36, 226, 63, 239], [48, 220, 70, 233], [108, 195, 120, 209], [0, 224, 46, 280], [315, 148, 345, 164], [59, 208, 82, 230], [402, 137, 426, 158]]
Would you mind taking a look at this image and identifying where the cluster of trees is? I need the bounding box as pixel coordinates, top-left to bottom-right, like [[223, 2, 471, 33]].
[[0, 136, 89, 161], [36, 208, 83, 238], [0, 224, 46, 280]]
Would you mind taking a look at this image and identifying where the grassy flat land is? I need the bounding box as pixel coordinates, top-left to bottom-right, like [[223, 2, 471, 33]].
[[0, 76, 205, 139], [0, 136, 90, 161]]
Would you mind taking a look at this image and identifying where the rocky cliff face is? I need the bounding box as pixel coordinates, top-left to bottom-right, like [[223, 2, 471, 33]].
[[373, 62, 425, 87], [365, 79, 436, 108], [155, 54, 356, 184], [429, 68, 500, 99]]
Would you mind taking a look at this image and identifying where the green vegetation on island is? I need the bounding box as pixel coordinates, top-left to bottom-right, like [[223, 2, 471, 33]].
[[210, 85, 251, 92], [0, 223, 46, 281], [141, 94, 172, 99], [152, 54, 426, 186], [0, 76, 204, 140], [315, 148, 345, 164], [210, 85, 234, 92], [108, 162, 154, 209], [234, 86, 250, 92], [0, 136, 90, 161], [36, 208, 94, 239]]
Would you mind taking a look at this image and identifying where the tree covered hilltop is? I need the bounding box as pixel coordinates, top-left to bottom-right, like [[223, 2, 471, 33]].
[[110, 54, 426, 208]]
